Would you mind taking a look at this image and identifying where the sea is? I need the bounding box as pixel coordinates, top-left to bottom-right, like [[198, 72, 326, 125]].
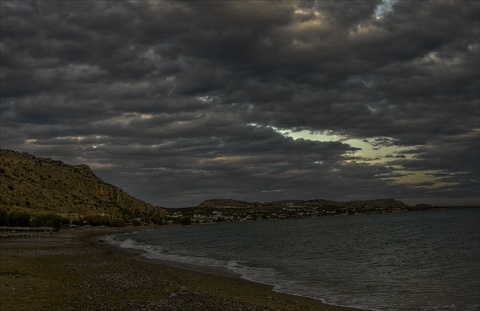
[[106, 208, 480, 311]]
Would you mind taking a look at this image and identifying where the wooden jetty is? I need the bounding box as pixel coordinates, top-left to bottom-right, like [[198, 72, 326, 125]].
[[0, 226, 54, 238]]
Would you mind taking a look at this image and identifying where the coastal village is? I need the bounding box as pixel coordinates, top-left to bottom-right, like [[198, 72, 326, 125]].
[[163, 198, 453, 225]]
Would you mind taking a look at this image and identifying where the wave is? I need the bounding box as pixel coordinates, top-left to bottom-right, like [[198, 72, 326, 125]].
[[103, 234, 363, 308], [104, 234, 313, 298]]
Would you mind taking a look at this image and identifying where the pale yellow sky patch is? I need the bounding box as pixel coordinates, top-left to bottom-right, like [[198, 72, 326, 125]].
[[199, 156, 246, 165], [391, 170, 458, 189], [279, 129, 415, 164], [56, 135, 87, 141], [278, 128, 455, 189], [86, 162, 117, 170]]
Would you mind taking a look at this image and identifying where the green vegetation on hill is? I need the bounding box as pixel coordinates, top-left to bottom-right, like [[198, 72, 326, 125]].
[[0, 149, 165, 227]]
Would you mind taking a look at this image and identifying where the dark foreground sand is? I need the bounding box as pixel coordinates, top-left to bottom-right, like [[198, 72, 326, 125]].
[[0, 229, 366, 311]]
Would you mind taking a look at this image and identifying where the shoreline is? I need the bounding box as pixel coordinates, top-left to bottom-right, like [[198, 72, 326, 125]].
[[101, 229, 343, 306], [1, 228, 367, 311]]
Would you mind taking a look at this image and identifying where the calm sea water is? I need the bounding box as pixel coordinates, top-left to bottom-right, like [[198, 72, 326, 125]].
[[107, 208, 480, 310]]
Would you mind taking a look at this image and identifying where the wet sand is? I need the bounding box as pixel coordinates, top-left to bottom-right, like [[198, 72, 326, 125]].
[[0, 229, 366, 311]]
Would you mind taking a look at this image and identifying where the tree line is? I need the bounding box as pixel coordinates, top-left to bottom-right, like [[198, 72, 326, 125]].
[[0, 209, 130, 231]]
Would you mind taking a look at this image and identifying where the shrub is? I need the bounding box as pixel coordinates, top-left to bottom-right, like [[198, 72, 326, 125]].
[[0, 209, 7, 226], [7, 211, 30, 227], [31, 214, 67, 231], [180, 217, 191, 226]]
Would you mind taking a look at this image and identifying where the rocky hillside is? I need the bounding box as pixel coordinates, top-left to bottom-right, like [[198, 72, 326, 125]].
[[0, 149, 165, 224]]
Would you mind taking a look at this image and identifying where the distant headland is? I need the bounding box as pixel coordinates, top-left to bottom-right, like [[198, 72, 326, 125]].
[[164, 198, 477, 225]]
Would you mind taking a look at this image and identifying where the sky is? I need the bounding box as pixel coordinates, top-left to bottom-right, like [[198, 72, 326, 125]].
[[1, 0, 479, 208]]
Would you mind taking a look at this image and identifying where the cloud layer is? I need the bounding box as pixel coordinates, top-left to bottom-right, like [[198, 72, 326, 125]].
[[1, 0, 479, 207]]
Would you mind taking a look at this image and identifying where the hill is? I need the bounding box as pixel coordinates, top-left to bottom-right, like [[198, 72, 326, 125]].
[[0, 149, 165, 226], [198, 198, 410, 210], [166, 198, 477, 225]]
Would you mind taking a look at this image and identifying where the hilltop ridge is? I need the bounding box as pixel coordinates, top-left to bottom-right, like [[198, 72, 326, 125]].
[[198, 198, 409, 209], [0, 149, 165, 225]]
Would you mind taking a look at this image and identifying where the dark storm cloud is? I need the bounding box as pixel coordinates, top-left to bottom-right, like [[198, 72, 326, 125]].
[[1, 0, 479, 207]]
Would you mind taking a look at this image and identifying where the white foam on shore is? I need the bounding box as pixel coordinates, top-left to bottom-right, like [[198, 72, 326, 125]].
[[103, 234, 382, 310], [103, 233, 347, 307], [106, 235, 289, 284]]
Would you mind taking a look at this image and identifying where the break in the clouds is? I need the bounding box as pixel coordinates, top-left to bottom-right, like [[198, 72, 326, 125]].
[[1, 0, 479, 207]]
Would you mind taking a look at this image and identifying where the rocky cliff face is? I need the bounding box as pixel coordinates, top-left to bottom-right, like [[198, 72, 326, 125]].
[[0, 149, 164, 222]]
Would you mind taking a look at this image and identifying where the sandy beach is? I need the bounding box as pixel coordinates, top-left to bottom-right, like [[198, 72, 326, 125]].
[[0, 229, 365, 311]]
